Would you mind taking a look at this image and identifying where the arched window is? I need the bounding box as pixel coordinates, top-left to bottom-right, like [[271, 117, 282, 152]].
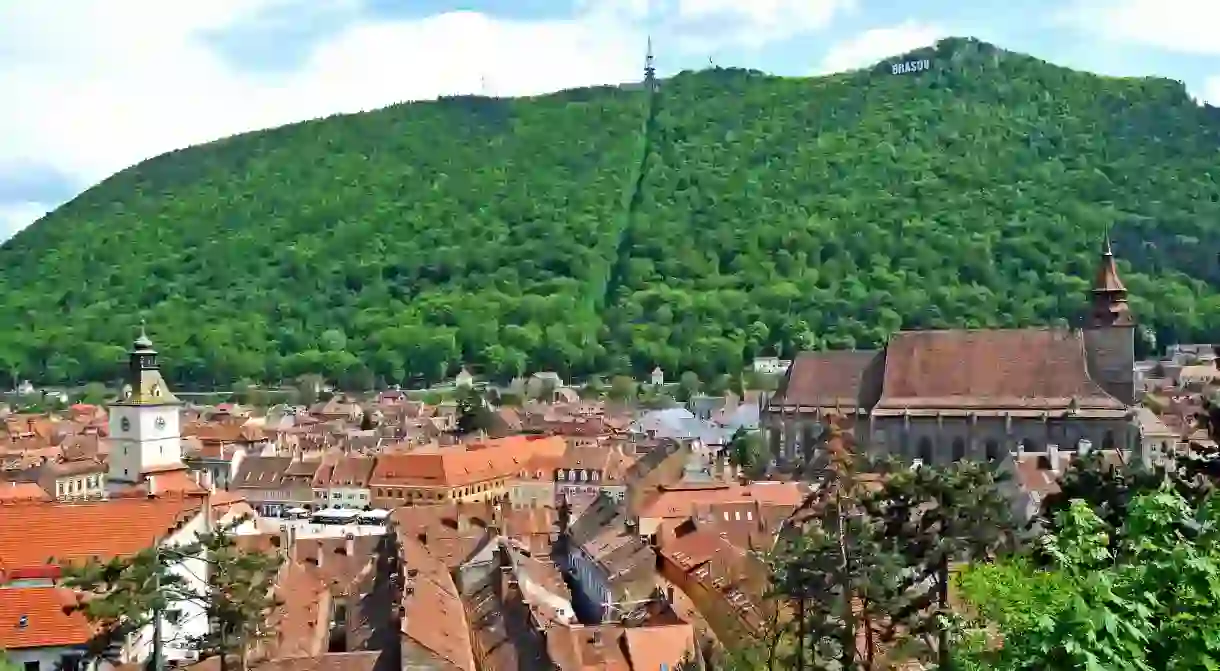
[[985, 440, 1002, 462], [951, 437, 966, 462], [918, 437, 934, 464], [1103, 431, 1116, 451]]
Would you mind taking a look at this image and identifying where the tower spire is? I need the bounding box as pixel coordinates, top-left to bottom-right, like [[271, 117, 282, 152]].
[[1088, 229, 1132, 327]]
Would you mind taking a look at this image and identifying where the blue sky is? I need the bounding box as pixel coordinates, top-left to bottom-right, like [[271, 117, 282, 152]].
[[0, 0, 1215, 241]]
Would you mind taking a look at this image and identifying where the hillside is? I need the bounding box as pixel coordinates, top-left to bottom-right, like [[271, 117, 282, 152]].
[[2, 37, 1219, 388]]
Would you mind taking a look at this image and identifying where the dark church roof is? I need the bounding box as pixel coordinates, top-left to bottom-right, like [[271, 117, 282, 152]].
[[874, 328, 1125, 412], [769, 351, 878, 410]]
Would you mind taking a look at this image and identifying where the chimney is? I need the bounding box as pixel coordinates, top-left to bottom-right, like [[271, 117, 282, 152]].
[[591, 631, 603, 647], [417, 531, 427, 545], [1048, 443, 1061, 474], [345, 533, 355, 558]]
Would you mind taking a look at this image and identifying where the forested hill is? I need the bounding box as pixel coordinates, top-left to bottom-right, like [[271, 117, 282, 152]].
[[2, 36, 1219, 388]]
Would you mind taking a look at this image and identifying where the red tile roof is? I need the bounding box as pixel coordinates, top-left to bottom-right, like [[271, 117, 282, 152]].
[[0, 586, 94, 649], [0, 482, 50, 503], [0, 497, 205, 570], [877, 328, 1126, 410], [771, 351, 879, 409]]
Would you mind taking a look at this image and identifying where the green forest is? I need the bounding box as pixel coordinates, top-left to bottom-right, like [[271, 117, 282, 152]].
[[2, 37, 1219, 389]]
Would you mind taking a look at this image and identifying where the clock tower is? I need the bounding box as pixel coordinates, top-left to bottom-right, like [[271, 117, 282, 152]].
[[107, 324, 186, 494]]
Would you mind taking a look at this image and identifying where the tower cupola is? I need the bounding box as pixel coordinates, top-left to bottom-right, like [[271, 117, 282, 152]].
[[1088, 231, 1134, 328]]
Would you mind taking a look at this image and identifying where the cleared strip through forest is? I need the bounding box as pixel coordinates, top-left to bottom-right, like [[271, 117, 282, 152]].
[[600, 83, 661, 311]]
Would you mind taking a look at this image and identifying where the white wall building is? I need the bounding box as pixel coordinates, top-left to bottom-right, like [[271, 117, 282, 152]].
[[107, 328, 188, 493]]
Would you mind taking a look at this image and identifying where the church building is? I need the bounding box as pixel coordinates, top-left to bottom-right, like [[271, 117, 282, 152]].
[[106, 327, 193, 495], [763, 238, 1138, 466]]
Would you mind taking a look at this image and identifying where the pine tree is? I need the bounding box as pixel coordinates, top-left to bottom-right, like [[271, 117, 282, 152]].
[[771, 418, 890, 670], [187, 522, 283, 670], [862, 459, 1015, 668], [59, 546, 184, 666], [61, 518, 283, 671]]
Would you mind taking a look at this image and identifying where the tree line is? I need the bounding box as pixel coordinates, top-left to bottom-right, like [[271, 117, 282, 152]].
[[0, 39, 1217, 388], [740, 396, 1220, 669]]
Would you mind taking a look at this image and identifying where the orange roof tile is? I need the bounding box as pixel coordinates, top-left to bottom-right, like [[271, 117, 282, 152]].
[[0, 497, 205, 570], [0, 586, 94, 649], [638, 482, 805, 519], [0, 482, 50, 503], [372, 435, 565, 489], [399, 537, 476, 671]]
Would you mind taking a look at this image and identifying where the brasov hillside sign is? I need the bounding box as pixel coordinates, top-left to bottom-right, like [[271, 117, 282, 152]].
[[891, 59, 931, 75]]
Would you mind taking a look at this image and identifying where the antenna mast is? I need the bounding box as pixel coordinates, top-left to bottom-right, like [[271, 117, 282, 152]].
[[644, 36, 657, 92]]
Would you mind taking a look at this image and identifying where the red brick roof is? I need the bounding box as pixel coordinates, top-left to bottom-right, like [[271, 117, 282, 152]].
[[0, 586, 94, 649], [0, 497, 204, 570], [770, 351, 878, 408], [877, 328, 1125, 410]]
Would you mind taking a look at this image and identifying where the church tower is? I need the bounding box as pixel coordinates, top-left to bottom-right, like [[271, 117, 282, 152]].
[[107, 324, 186, 493], [1082, 233, 1136, 405]]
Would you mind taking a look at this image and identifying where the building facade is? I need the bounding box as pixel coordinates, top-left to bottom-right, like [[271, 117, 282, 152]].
[[764, 238, 1139, 467], [106, 328, 187, 493]]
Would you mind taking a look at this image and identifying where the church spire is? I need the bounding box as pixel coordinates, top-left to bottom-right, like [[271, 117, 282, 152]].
[[1087, 230, 1133, 327]]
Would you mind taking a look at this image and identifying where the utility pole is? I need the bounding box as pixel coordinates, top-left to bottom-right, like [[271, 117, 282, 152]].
[[152, 561, 164, 671]]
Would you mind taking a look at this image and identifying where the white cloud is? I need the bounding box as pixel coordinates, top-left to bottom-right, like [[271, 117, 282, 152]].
[[0, 202, 52, 240], [1058, 0, 1220, 54], [1203, 76, 1220, 105], [0, 1, 653, 238], [817, 21, 947, 74], [675, 0, 857, 47], [581, 0, 855, 50]]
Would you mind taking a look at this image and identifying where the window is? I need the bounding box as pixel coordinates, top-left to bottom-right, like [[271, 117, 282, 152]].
[[917, 437, 934, 464], [24, 661, 39, 671], [951, 437, 966, 461], [985, 440, 1002, 462]]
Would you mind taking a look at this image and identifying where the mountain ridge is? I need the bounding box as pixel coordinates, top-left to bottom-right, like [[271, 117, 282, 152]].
[[2, 37, 1218, 387]]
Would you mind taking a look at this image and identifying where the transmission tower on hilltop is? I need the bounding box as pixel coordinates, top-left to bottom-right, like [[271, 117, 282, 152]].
[[644, 36, 657, 92]]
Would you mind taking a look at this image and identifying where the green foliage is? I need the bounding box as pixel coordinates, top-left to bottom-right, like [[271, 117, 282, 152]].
[[60, 519, 283, 668], [454, 387, 492, 436], [607, 375, 637, 401], [76, 382, 109, 405], [953, 557, 1073, 640], [3, 38, 1220, 386], [727, 427, 767, 478], [771, 433, 1015, 669], [974, 488, 1220, 670], [0, 650, 20, 671], [862, 460, 1016, 667]]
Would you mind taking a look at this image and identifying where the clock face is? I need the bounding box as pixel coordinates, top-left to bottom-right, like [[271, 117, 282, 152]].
[[155, 416, 167, 430], [120, 417, 130, 432]]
